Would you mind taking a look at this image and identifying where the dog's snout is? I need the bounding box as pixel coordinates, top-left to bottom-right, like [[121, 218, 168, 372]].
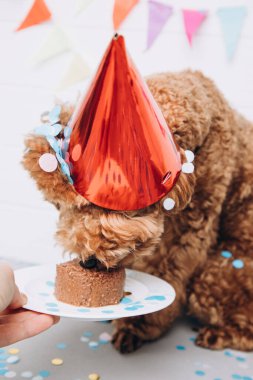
[[79, 255, 98, 269]]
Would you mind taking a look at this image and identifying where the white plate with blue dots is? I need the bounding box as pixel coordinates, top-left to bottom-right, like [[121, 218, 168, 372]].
[[14, 265, 176, 321]]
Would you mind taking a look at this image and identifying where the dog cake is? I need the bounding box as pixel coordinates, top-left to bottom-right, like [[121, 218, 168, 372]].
[[55, 258, 125, 307]]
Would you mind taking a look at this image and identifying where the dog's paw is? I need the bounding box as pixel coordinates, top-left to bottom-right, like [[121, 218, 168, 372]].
[[112, 328, 144, 354], [195, 327, 227, 350]]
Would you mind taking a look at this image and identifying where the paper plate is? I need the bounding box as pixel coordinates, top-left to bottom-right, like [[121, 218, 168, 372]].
[[14, 265, 176, 321]]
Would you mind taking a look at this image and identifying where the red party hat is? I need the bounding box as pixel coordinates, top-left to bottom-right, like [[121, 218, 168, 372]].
[[68, 35, 181, 211]]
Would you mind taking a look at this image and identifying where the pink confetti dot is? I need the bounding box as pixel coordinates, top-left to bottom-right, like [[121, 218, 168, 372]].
[[39, 153, 58, 173], [71, 144, 81, 161]]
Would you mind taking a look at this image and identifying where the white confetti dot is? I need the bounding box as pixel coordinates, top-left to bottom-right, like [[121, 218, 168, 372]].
[[80, 336, 89, 342], [185, 150, 194, 163], [31, 376, 43, 380], [99, 332, 112, 342], [6, 356, 20, 364], [182, 162, 194, 174], [4, 371, 17, 378], [21, 372, 33, 378], [39, 153, 58, 173], [88, 341, 99, 349], [163, 198, 175, 211]]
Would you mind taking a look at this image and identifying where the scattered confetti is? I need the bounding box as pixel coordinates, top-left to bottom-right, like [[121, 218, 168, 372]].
[[99, 332, 112, 343], [8, 349, 20, 355], [88, 374, 100, 380], [39, 153, 58, 173], [6, 355, 20, 364], [5, 371, 17, 378], [195, 370, 205, 376], [182, 162, 194, 174], [185, 150, 195, 163], [38, 370, 50, 377], [232, 259, 244, 269], [51, 358, 63, 366], [21, 371, 33, 378], [221, 250, 232, 258], [176, 345, 186, 350], [80, 336, 90, 343], [163, 198, 175, 211], [88, 341, 99, 350], [56, 343, 67, 350]]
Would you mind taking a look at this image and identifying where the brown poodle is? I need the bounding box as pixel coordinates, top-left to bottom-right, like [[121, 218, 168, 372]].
[[22, 70, 253, 353]]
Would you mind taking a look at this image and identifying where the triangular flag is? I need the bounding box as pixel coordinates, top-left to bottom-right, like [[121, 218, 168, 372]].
[[30, 25, 71, 65], [16, 0, 51, 31], [182, 9, 207, 46], [75, 0, 93, 15], [56, 54, 90, 90], [217, 6, 247, 60], [113, 0, 139, 30], [147, 0, 173, 50]]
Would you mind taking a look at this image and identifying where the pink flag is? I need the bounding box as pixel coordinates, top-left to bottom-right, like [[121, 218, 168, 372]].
[[147, 0, 173, 50], [182, 9, 207, 46]]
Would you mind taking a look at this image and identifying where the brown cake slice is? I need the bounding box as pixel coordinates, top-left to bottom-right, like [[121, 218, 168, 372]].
[[55, 259, 125, 307]]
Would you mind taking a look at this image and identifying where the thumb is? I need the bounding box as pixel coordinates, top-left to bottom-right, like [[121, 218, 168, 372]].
[[0, 263, 27, 312]]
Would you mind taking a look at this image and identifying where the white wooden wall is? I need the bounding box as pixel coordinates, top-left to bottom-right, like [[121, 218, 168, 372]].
[[1, 0, 253, 264]]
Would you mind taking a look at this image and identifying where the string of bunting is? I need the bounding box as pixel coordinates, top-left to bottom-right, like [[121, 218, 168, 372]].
[[15, 0, 249, 89]]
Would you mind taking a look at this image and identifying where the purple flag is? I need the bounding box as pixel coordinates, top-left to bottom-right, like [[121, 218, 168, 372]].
[[147, 0, 173, 50]]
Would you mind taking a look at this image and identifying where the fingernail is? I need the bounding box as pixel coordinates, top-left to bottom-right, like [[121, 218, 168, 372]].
[[53, 316, 60, 325], [21, 293, 28, 305]]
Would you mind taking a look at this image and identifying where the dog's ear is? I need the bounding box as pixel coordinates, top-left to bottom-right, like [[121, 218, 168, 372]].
[[22, 135, 88, 209], [159, 148, 196, 215]]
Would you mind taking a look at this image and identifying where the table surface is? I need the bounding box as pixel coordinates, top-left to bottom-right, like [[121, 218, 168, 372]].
[[1, 258, 253, 380]]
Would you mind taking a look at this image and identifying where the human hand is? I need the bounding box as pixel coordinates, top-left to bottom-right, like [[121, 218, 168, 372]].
[[0, 262, 60, 347]]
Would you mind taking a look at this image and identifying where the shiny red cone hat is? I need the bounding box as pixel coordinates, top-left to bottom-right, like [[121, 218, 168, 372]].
[[68, 35, 181, 211]]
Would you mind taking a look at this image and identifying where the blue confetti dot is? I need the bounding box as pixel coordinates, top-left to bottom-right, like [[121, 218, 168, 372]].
[[195, 370, 205, 376], [46, 302, 58, 307], [176, 345, 186, 350], [0, 369, 8, 375], [189, 337, 196, 342], [232, 375, 242, 380], [46, 281, 55, 287], [0, 349, 5, 354], [0, 363, 7, 368], [83, 331, 93, 337], [144, 295, 166, 301], [46, 307, 59, 312], [224, 351, 233, 357], [56, 343, 67, 350], [39, 370, 50, 378], [236, 356, 246, 362], [232, 259, 244, 269], [221, 250, 232, 258], [77, 308, 90, 313], [101, 310, 114, 314], [88, 341, 99, 350], [39, 293, 50, 297], [213, 378, 222, 380], [120, 297, 132, 304], [0, 354, 8, 360], [242, 377, 252, 380]]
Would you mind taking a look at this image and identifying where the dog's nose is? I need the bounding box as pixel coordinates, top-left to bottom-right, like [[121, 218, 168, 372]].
[[79, 255, 98, 269]]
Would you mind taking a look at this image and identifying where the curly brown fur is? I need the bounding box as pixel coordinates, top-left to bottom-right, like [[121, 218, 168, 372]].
[[22, 70, 253, 353]]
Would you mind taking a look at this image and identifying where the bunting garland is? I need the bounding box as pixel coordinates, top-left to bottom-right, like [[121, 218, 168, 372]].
[[14, 0, 250, 91], [147, 0, 173, 50], [16, 0, 51, 31], [217, 6, 247, 60], [113, 0, 139, 30], [182, 9, 208, 46], [30, 25, 71, 65]]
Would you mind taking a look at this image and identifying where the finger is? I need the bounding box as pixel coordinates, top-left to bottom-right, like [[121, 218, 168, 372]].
[[8, 286, 27, 310], [0, 263, 15, 311], [0, 313, 60, 347], [0, 310, 38, 324]]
